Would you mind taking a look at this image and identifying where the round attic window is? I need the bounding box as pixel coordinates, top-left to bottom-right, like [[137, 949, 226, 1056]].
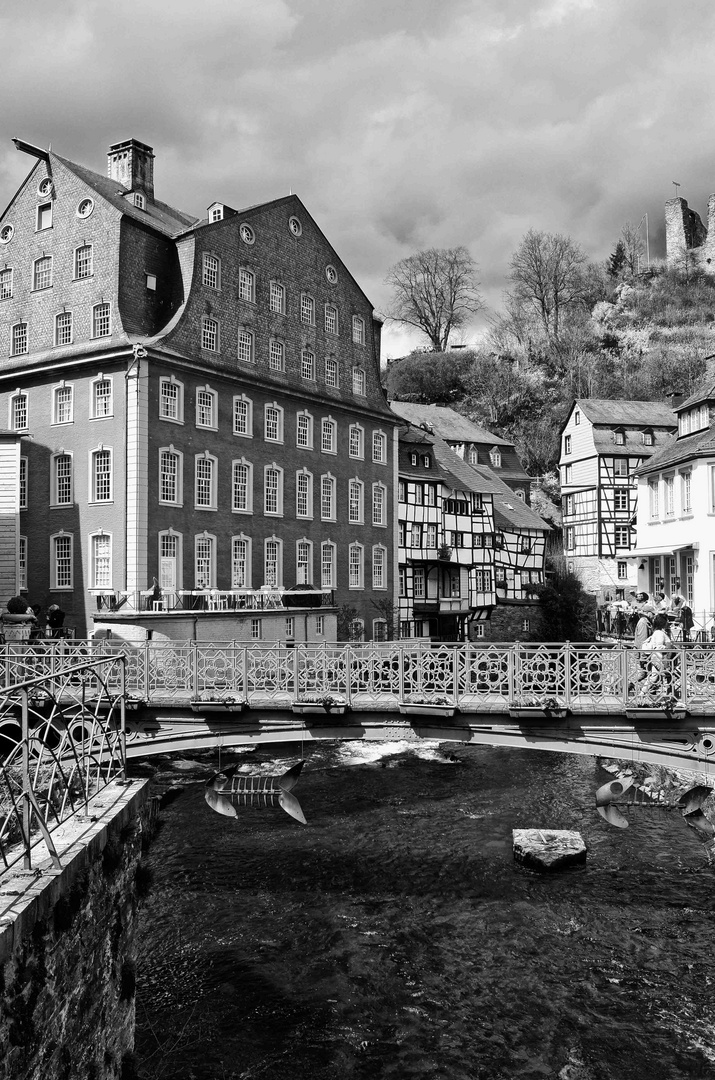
[[77, 198, 94, 219], [288, 215, 302, 237], [0, 224, 14, 245], [37, 177, 54, 198], [239, 223, 255, 245], [325, 264, 338, 284]]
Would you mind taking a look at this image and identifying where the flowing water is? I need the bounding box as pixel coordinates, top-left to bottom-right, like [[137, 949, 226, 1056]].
[[133, 740, 715, 1080]]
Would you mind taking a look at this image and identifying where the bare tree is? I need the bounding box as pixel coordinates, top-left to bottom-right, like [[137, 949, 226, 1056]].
[[619, 221, 645, 277], [508, 229, 588, 339], [385, 247, 482, 352]]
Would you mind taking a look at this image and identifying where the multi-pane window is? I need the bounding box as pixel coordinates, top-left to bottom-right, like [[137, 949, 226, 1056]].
[[269, 339, 285, 371], [613, 489, 629, 512], [251, 618, 262, 639], [413, 567, 426, 598], [37, 203, 52, 230], [55, 311, 72, 346], [649, 480, 659, 518], [316, 615, 325, 636], [19, 536, 26, 591], [0, 268, 12, 300], [617, 561, 628, 581], [91, 534, 111, 590], [615, 526, 629, 547], [296, 471, 312, 518], [238, 268, 255, 303], [664, 475, 675, 516], [269, 281, 285, 314], [349, 425, 364, 458], [349, 544, 363, 588], [92, 303, 111, 338], [321, 542, 335, 588], [296, 412, 313, 449], [201, 317, 219, 351], [53, 454, 73, 505], [33, 256, 52, 291], [321, 418, 336, 453], [233, 396, 252, 436], [195, 455, 216, 508], [159, 532, 180, 591], [682, 471, 692, 513], [196, 388, 216, 428], [325, 304, 338, 334], [613, 459, 629, 481], [74, 245, 93, 279], [265, 405, 283, 442], [297, 541, 312, 585], [52, 534, 73, 590], [12, 323, 28, 355], [372, 483, 386, 526], [352, 366, 366, 395], [232, 460, 252, 512], [264, 466, 283, 515], [325, 357, 339, 387], [321, 475, 335, 519], [195, 535, 215, 589], [237, 328, 254, 364], [91, 448, 113, 502], [202, 253, 220, 289], [232, 537, 250, 588], [564, 434, 571, 455], [54, 385, 73, 424], [349, 479, 363, 524], [12, 393, 27, 430], [373, 431, 387, 463], [372, 546, 385, 589], [352, 315, 365, 344], [300, 294, 315, 324], [301, 349, 315, 380], [264, 539, 281, 586], [19, 457, 27, 509], [411, 523, 422, 548], [159, 449, 181, 504], [159, 378, 183, 422]]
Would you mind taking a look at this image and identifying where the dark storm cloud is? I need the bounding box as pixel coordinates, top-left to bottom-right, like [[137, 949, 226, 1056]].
[[3, 0, 715, 355]]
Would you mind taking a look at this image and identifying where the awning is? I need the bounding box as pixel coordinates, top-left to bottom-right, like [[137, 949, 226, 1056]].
[[628, 542, 699, 559]]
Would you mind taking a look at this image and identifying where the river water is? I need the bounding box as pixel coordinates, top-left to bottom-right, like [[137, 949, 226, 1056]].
[[133, 739, 715, 1080]]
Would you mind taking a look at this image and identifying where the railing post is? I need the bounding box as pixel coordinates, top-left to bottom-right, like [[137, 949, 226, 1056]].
[[398, 645, 404, 704], [21, 686, 30, 870], [453, 647, 459, 708], [621, 642, 629, 706], [192, 640, 199, 700], [120, 657, 127, 781], [345, 643, 352, 707], [243, 646, 249, 705], [563, 642, 571, 708], [512, 642, 520, 704], [679, 644, 688, 708], [293, 644, 300, 702]]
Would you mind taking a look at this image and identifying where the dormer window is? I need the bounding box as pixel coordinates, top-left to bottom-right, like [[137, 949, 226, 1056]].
[[642, 429, 653, 446], [574, 409, 581, 426], [614, 429, 625, 446], [133, 192, 146, 210], [423, 455, 431, 468], [208, 203, 224, 223], [489, 447, 501, 468], [410, 452, 418, 466]]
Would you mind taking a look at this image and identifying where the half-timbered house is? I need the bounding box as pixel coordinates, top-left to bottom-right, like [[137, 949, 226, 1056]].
[[559, 399, 676, 601]]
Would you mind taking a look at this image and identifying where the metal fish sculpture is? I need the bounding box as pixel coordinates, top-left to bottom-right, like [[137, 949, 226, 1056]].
[[205, 761, 307, 824], [595, 778, 714, 838]]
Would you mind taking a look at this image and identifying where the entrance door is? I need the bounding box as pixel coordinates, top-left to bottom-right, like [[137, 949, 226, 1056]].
[[160, 533, 178, 591]]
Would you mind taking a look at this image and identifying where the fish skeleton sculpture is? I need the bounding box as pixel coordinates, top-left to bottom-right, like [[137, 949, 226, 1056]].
[[204, 761, 307, 824], [596, 778, 715, 837]]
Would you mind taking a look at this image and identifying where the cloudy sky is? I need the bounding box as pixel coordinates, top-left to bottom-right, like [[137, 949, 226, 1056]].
[[2, 0, 715, 357]]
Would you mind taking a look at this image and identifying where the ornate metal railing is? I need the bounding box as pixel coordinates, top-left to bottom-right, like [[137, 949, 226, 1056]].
[[1, 640, 715, 712], [0, 652, 126, 873]]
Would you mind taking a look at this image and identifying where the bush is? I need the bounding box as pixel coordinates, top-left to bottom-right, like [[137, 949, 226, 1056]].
[[6, 596, 29, 614], [532, 557, 597, 641]]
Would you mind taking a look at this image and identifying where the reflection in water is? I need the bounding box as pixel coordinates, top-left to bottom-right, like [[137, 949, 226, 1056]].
[[135, 742, 715, 1080]]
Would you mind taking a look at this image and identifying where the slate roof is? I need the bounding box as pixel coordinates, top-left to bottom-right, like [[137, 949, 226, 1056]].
[[390, 402, 513, 446], [53, 153, 199, 236], [678, 379, 715, 410], [633, 422, 715, 475], [574, 398, 676, 428]]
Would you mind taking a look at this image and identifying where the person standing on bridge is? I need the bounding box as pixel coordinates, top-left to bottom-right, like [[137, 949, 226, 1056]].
[[639, 612, 676, 700], [631, 604, 656, 690]]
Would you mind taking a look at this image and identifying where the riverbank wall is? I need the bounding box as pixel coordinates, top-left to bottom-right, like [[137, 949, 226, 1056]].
[[0, 779, 155, 1080]]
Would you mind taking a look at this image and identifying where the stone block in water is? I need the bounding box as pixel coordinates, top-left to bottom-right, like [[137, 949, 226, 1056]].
[[513, 829, 586, 872]]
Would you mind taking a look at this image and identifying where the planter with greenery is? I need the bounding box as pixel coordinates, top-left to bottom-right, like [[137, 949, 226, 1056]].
[[398, 694, 457, 718], [292, 693, 347, 716], [190, 696, 244, 713], [508, 696, 569, 719]]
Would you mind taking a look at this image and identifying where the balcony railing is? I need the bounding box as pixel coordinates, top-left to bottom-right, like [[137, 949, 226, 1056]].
[[94, 588, 335, 614]]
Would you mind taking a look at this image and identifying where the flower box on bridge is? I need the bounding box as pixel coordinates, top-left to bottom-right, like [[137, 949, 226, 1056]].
[[508, 703, 569, 720], [190, 699, 245, 714], [398, 700, 457, 718], [625, 705, 688, 722], [292, 695, 347, 717]]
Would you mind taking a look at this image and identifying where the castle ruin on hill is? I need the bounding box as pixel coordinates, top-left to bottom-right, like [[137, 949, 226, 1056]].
[[666, 194, 715, 269]]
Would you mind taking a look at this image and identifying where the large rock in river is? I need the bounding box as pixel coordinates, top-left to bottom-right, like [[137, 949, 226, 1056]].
[[513, 829, 587, 872]]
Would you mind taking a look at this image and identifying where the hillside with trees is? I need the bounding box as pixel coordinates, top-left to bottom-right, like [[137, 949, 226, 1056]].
[[384, 225, 715, 485]]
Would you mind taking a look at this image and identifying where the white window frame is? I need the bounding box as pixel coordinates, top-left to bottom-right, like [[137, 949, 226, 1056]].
[[269, 280, 285, 314], [232, 458, 253, 514], [300, 293, 315, 325], [90, 445, 113, 503], [372, 545, 386, 590], [36, 202, 52, 231], [349, 478, 364, 524], [33, 255, 52, 292], [91, 302, 111, 339], [159, 376, 184, 423], [614, 525, 630, 548], [237, 327, 255, 364], [264, 464, 284, 516], [90, 531, 112, 591], [19, 456, 27, 510], [296, 410, 314, 449], [201, 316, 219, 352], [194, 452, 218, 510], [349, 424, 364, 459], [324, 304, 339, 335], [301, 348, 315, 381], [321, 417, 337, 454], [55, 310, 73, 347], [352, 366, 366, 396], [231, 534, 252, 588], [158, 446, 183, 506], [233, 394, 253, 437], [352, 315, 365, 345], [194, 532, 216, 589], [264, 536, 283, 587], [238, 267, 255, 303], [296, 538, 313, 585], [269, 338, 285, 372], [348, 543, 364, 589], [74, 244, 93, 280], [325, 356, 339, 388], [372, 482, 387, 526], [0, 267, 13, 300], [195, 385, 218, 430], [264, 403, 284, 443], [10, 392, 27, 430], [320, 474, 336, 520], [51, 532, 73, 591], [372, 430, 387, 464], [251, 618, 262, 640], [682, 470, 692, 514], [90, 375, 113, 420], [158, 529, 183, 594], [321, 541, 336, 589], [296, 469, 313, 519], [11, 322, 28, 356], [202, 252, 221, 290], [52, 383, 74, 425], [50, 451, 73, 507], [19, 535, 27, 591]]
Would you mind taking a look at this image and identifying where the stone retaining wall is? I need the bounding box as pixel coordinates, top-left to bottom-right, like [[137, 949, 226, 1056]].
[[0, 779, 153, 1080]]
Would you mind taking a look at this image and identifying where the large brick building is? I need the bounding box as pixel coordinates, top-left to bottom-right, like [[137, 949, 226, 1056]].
[[0, 137, 396, 640]]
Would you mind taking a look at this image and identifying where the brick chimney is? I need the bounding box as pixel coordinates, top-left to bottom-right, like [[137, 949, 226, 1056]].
[[107, 139, 154, 200]]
